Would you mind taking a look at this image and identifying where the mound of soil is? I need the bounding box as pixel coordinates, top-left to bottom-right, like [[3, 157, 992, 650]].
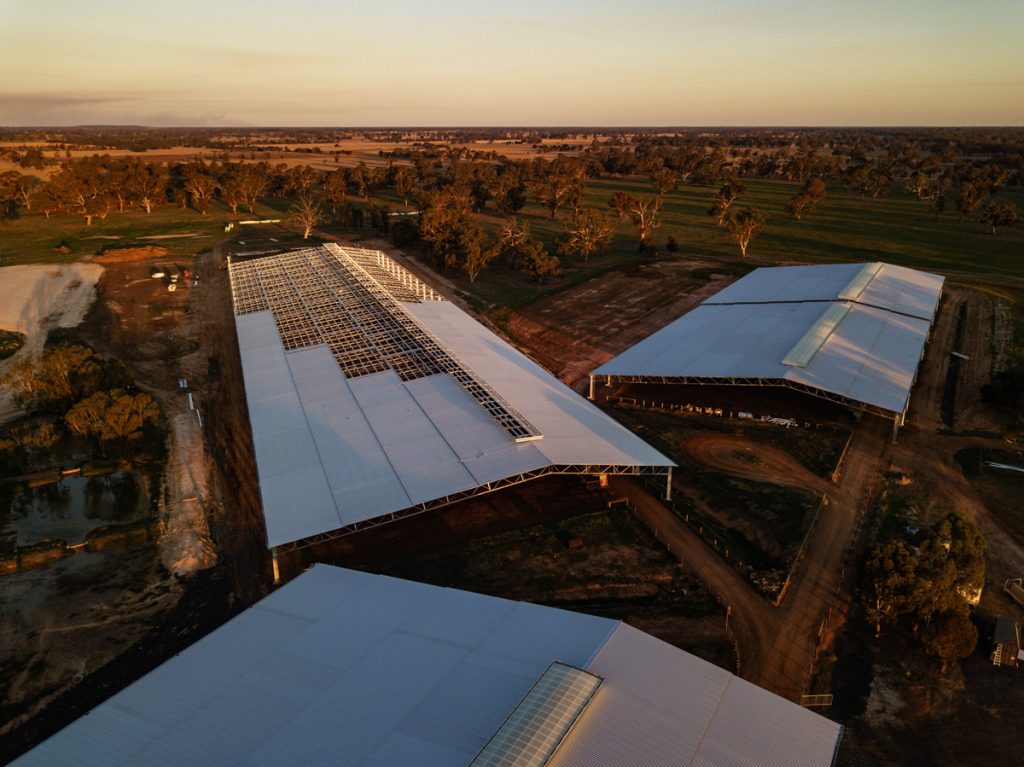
[[95, 246, 169, 263]]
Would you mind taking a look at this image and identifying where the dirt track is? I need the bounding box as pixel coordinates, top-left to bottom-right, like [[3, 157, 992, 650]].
[[679, 434, 833, 496], [612, 414, 888, 701]]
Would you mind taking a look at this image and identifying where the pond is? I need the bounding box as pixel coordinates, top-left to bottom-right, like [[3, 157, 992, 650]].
[[4, 472, 151, 547]]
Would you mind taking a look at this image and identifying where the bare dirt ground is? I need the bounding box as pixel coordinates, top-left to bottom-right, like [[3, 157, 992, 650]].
[[679, 434, 833, 496], [1, 252, 231, 750], [508, 258, 731, 388], [0, 263, 104, 423], [610, 413, 887, 701]]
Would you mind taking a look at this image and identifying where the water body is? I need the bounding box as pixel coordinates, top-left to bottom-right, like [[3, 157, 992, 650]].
[[5, 472, 150, 546]]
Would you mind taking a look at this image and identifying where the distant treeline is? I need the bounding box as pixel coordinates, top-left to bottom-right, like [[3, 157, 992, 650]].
[[1, 129, 1021, 280]]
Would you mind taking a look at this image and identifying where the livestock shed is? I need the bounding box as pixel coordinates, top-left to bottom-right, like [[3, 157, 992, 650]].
[[12, 565, 845, 767], [592, 262, 944, 435], [228, 244, 673, 559]]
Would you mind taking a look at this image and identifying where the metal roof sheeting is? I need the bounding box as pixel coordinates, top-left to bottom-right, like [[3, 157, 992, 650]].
[[781, 302, 852, 368], [595, 301, 930, 415], [704, 261, 943, 321], [14, 566, 842, 767], [236, 273, 672, 548], [596, 262, 942, 417]]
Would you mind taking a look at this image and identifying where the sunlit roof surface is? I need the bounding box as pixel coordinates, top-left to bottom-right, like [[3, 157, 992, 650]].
[[13, 565, 843, 767], [595, 262, 944, 418], [230, 245, 672, 548]]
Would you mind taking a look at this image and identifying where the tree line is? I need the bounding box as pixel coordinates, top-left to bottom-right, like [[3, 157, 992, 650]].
[[1, 131, 1020, 285], [0, 345, 162, 470]]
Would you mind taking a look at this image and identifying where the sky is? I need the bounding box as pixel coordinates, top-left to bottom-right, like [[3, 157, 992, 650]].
[[1, 0, 1022, 126]]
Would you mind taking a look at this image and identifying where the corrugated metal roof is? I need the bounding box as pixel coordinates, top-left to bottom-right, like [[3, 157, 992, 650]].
[[782, 303, 852, 368], [595, 263, 940, 417], [14, 566, 842, 767], [703, 261, 943, 321], [406, 301, 673, 468], [549, 623, 842, 767], [234, 251, 673, 549]]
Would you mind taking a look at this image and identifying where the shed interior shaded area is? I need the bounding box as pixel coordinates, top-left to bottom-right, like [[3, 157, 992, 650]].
[[594, 261, 944, 422], [230, 245, 673, 548], [13, 565, 844, 767]]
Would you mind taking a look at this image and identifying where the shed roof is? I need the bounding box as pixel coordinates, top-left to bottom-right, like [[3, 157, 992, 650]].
[[231, 246, 672, 548], [703, 262, 944, 321], [595, 300, 931, 416], [13, 565, 843, 767]]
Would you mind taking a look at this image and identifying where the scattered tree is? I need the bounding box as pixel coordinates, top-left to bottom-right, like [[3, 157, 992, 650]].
[[290, 195, 324, 239], [609, 193, 662, 250], [558, 209, 617, 262], [786, 178, 828, 221], [708, 180, 745, 225], [981, 201, 1017, 235], [724, 207, 766, 257]]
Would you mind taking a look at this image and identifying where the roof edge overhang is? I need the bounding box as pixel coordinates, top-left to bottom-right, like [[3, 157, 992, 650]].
[[595, 373, 905, 422], [269, 462, 673, 552]]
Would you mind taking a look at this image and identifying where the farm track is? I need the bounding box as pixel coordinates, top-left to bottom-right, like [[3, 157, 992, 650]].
[[612, 415, 887, 701]]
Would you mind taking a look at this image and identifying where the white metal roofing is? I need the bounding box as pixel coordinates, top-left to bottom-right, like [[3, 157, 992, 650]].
[[595, 262, 943, 417], [14, 565, 842, 767], [594, 300, 931, 415], [234, 254, 672, 548], [704, 261, 944, 320]]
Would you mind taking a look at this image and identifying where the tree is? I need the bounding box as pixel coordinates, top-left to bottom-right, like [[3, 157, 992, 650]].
[[522, 240, 560, 283], [491, 217, 532, 268], [786, 178, 827, 221], [49, 158, 114, 225], [609, 193, 662, 250], [534, 175, 574, 220], [419, 188, 488, 278], [101, 391, 160, 443], [724, 207, 766, 257], [125, 161, 168, 214], [956, 181, 986, 224], [393, 166, 416, 206], [238, 164, 268, 213], [847, 162, 891, 198], [864, 540, 925, 637], [558, 209, 617, 262], [290, 195, 323, 239], [708, 180, 745, 225], [649, 166, 679, 197], [285, 165, 319, 198], [921, 611, 978, 672], [219, 170, 246, 215], [184, 165, 217, 214], [66, 390, 113, 440], [3, 345, 101, 411], [981, 201, 1017, 235]]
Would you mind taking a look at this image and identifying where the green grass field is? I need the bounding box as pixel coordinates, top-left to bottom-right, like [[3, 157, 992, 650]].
[[441, 177, 1024, 312], [0, 199, 291, 266], [3, 176, 1022, 336]]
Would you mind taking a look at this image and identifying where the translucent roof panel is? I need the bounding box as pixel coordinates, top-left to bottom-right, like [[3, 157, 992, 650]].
[[469, 662, 602, 767], [781, 302, 852, 368], [14, 566, 842, 767], [703, 262, 943, 321]]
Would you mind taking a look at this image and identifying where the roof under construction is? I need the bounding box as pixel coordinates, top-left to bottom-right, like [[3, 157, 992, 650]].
[[229, 244, 672, 550], [13, 565, 844, 767], [593, 262, 944, 421]]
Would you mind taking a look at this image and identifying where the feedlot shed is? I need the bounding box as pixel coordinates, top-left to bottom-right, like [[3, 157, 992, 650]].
[[228, 244, 673, 556], [592, 262, 944, 434]]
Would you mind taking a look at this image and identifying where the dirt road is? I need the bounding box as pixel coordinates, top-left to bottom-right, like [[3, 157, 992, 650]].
[[678, 434, 833, 496], [611, 414, 888, 701]]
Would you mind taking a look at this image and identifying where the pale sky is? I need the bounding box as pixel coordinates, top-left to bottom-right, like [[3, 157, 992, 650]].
[[1, 0, 1022, 126]]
